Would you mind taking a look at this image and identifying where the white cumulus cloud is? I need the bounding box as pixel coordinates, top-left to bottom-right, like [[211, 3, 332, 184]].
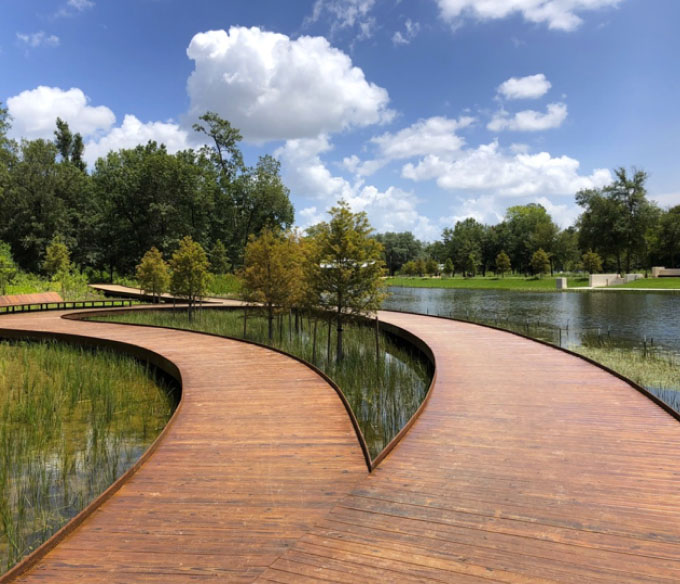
[[498, 73, 552, 99], [84, 115, 191, 165], [345, 116, 475, 178], [185, 27, 393, 142], [16, 32, 60, 48], [436, 0, 622, 31], [276, 136, 438, 239], [487, 103, 567, 131], [402, 140, 611, 197], [7, 86, 115, 140], [372, 116, 474, 160]]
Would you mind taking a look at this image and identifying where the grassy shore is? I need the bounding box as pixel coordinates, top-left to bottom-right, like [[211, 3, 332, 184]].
[[618, 277, 680, 289], [0, 341, 175, 572], [386, 275, 589, 291], [95, 308, 432, 460]]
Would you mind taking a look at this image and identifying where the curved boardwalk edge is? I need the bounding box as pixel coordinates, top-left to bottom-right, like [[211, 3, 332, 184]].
[[257, 310, 680, 584], [0, 309, 368, 583], [0, 328, 185, 584]]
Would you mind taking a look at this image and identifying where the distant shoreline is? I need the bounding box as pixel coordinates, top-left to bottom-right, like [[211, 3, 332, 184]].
[[385, 276, 680, 293]]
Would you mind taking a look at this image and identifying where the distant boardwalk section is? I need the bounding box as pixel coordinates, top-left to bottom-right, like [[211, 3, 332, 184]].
[[0, 292, 62, 307]]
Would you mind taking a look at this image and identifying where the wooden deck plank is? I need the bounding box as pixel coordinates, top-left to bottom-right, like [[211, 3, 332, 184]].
[[256, 311, 680, 583], [0, 310, 366, 583], [3, 298, 680, 582]]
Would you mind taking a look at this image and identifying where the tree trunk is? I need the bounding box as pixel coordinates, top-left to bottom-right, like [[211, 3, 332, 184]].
[[267, 305, 273, 341], [327, 317, 332, 364], [312, 318, 318, 364], [375, 315, 380, 371], [243, 305, 248, 338], [335, 310, 343, 364]]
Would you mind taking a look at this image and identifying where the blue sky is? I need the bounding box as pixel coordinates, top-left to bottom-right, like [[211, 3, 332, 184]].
[[1, 0, 678, 239]]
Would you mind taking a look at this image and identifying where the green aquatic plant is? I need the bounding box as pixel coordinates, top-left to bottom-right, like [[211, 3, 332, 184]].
[[0, 341, 175, 572], [96, 308, 432, 459]]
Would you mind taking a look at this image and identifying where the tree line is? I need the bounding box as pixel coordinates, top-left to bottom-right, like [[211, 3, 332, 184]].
[[135, 201, 385, 364], [0, 104, 294, 279], [378, 169, 680, 277]]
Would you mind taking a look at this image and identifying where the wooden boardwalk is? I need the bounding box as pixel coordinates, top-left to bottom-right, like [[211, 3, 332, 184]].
[[0, 310, 367, 583], [2, 304, 680, 582]]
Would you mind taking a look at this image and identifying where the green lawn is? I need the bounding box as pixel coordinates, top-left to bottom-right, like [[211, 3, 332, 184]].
[[619, 277, 680, 289], [386, 276, 589, 291]]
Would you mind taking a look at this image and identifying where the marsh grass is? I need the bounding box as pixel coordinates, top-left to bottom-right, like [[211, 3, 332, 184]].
[[572, 341, 680, 395], [0, 341, 176, 572], [96, 308, 432, 459]]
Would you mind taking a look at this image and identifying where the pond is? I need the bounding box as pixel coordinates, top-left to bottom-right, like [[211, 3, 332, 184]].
[[384, 287, 680, 354]]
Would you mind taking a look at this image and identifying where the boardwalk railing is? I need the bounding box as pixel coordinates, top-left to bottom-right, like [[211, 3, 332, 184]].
[[0, 299, 134, 315]]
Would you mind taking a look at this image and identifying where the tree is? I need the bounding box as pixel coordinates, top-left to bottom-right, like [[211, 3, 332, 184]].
[[308, 201, 385, 363], [605, 168, 659, 272], [170, 236, 210, 318], [495, 251, 511, 277], [656, 206, 680, 267], [425, 258, 439, 276], [442, 218, 484, 277], [55, 118, 86, 171], [582, 250, 603, 274], [193, 112, 244, 181], [136, 247, 170, 302], [399, 260, 418, 276], [375, 231, 423, 275], [209, 239, 230, 274], [43, 236, 72, 277], [242, 229, 303, 340], [530, 248, 551, 276], [0, 241, 17, 295], [505, 204, 558, 274], [576, 169, 659, 272], [443, 258, 454, 277]]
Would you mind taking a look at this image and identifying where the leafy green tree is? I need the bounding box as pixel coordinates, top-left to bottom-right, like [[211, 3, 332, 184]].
[[230, 155, 294, 264], [242, 229, 303, 340], [193, 112, 244, 181], [0, 241, 17, 295], [443, 218, 486, 276], [425, 258, 439, 276], [577, 169, 659, 272], [443, 258, 454, 277], [605, 168, 659, 272], [495, 251, 511, 277], [530, 248, 551, 276], [656, 206, 680, 267], [552, 227, 580, 272], [55, 118, 87, 172], [308, 201, 385, 363], [170, 236, 210, 318], [375, 231, 423, 275], [0, 139, 68, 271], [209, 239, 230, 274], [136, 247, 170, 302], [505, 204, 558, 274], [399, 260, 418, 276], [582, 249, 603, 274], [43, 236, 72, 277]]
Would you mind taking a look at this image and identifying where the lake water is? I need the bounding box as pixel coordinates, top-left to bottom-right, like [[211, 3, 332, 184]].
[[384, 287, 680, 354]]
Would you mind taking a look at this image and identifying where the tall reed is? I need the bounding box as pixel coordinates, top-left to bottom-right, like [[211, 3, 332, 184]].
[[0, 341, 175, 572], [96, 308, 432, 459]]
